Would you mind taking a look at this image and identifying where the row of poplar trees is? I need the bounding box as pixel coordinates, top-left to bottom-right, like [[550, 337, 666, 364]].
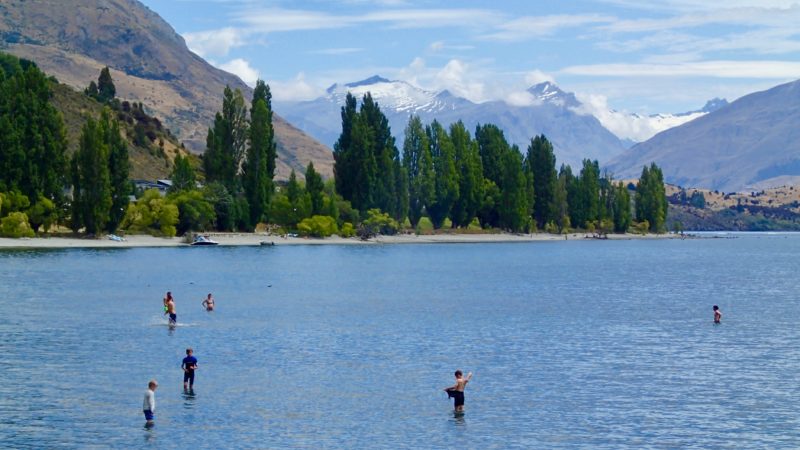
[[202, 81, 277, 229], [0, 54, 131, 236], [334, 92, 668, 233]]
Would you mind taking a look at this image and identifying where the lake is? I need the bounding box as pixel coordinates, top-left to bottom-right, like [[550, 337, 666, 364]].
[[1, 234, 799, 448]]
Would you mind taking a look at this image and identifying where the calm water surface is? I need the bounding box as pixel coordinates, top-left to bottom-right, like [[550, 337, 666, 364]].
[[1, 234, 799, 448]]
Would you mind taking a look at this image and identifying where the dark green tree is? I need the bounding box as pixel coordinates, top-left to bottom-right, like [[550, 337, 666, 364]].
[[497, 146, 530, 232], [242, 80, 275, 226], [450, 121, 483, 227], [203, 86, 248, 193], [70, 117, 111, 234], [402, 115, 434, 226], [0, 62, 68, 205], [612, 181, 632, 232], [427, 120, 459, 228], [169, 154, 196, 193], [526, 135, 558, 229], [97, 66, 116, 103], [104, 110, 130, 232], [305, 161, 325, 215], [635, 163, 668, 232]]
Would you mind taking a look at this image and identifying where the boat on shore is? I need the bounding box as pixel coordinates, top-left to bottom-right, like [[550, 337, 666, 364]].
[[191, 235, 219, 246]]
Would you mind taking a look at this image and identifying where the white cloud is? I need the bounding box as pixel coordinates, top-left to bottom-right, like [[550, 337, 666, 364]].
[[505, 91, 540, 107], [183, 27, 247, 58], [484, 14, 616, 41], [217, 58, 260, 86], [432, 59, 486, 102], [234, 7, 500, 32], [269, 73, 322, 102], [561, 60, 800, 79], [525, 70, 556, 86]]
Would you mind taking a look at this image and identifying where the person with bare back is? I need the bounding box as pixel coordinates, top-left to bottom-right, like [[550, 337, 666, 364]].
[[444, 369, 473, 412]]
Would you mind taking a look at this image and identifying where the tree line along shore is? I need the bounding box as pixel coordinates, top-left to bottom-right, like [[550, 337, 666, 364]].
[[0, 52, 668, 241]]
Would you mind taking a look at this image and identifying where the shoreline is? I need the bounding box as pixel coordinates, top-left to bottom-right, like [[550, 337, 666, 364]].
[[0, 231, 685, 249]]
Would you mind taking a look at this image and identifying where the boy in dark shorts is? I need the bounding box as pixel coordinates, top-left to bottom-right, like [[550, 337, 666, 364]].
[[182, 348, 198, 391], [713, 305, 722, 324], [444, 370, 473, 412]]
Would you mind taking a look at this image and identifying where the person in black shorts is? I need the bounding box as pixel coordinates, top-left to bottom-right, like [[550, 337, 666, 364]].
[[182, 348, 198, 391], [444, 369, 473, 412]]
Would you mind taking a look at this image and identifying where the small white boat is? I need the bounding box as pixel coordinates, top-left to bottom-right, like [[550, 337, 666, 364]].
[[191, 235, 219, 246]]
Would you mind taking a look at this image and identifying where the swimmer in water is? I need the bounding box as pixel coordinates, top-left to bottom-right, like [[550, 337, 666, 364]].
[[165, 294, 176, 325], [444, 370, 473, 412], [202, 293, 214, 312], [713, 305, 721, 324]]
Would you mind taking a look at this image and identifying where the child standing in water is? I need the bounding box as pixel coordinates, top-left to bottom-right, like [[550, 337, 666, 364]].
[[713, 305, 722, 324], [143, 380, 158, 426], [444, 370, 473, 412], [182, 348, 198, 391]]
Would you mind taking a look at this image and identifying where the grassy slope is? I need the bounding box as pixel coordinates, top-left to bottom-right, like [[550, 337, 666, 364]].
[[49, 81, 197, 180]]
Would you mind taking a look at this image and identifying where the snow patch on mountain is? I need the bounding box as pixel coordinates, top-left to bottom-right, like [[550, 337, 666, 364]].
[[572, 94, 729, 143], [325, 75, 462, 114]]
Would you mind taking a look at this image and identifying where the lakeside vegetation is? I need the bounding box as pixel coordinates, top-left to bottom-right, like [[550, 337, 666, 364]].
[[0, 51, 672, 239]]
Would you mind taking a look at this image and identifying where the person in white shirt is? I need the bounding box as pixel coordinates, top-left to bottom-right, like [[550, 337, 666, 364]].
[[143, 380, 158, 426]]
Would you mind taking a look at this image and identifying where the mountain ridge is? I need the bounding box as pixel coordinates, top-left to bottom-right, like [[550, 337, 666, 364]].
[[606, 78, 800, 192], [0, 0, 333, 180]]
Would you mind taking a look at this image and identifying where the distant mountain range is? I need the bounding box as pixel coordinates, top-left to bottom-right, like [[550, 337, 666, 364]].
[[607, 79, 800, 192], [277, 76, 721, 169], [0, 0, 333, 179]]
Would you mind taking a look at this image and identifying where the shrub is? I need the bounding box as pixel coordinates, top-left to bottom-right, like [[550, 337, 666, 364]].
[[297, 215, 338, 238], [0, 211, 35, 238], [121, 188, 179, 237], [362, 208, 399, 236], [415, 216, 434, 235], [339, 222, 355, 238], [467, 218, 482, 231]]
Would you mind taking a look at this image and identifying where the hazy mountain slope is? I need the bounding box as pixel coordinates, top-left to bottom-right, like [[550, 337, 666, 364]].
[[606, 79, 800, 192], [0, 0, 333, 179], [277, 77, 627, 169]]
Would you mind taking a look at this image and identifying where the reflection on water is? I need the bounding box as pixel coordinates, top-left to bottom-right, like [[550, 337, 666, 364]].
[[2, 235, 800, 448]]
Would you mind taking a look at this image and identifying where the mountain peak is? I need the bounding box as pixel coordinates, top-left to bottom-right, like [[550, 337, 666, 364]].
[[527, 81, 580, 108], [345, 75, 391, 88], [700, 98, 729, 113]]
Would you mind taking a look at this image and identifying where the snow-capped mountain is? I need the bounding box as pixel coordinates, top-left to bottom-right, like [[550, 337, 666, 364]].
[[325, 76, 461, 114], [277, 76, 652, 168], [527, 81, 581, 108], [594, 98, 730, 144]]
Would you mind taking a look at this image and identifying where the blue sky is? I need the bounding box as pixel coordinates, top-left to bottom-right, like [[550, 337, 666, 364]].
[[140, 0, 800, 117]]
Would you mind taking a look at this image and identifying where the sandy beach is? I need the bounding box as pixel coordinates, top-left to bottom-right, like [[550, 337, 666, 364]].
[[0, 231, 682, 249]]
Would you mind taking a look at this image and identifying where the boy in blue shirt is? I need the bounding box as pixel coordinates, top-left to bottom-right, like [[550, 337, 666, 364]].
[[182, 348, 198, 391]]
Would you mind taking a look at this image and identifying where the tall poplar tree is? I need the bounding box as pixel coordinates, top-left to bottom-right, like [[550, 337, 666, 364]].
[[203, 86, 248, 193], [71, 117, 111, 234], [402, 115, 434, 226], [0, 61, 67, 204], [242, 80, 275, 225], [105, 111, 130, 232], [427, 120, 459, 228], [449, 121, 483, 227], [526, 135, 558, 229], [305, 161, 325, 215]]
